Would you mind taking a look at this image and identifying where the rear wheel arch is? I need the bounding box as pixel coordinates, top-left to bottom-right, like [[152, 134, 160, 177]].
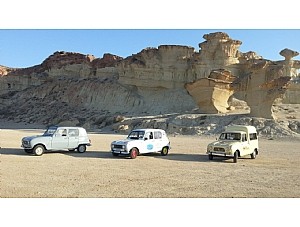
[[161, 146, 169, 156], [251, 148, 258, 159], [77, 144, 87, 153]]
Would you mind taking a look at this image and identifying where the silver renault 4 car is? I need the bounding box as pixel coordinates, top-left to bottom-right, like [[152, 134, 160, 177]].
[[21, 126, 91, 156]]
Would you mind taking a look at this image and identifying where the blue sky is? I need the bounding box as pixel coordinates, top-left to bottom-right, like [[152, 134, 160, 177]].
[[0, 29, 300, 68], [1, 1, 299, 68]]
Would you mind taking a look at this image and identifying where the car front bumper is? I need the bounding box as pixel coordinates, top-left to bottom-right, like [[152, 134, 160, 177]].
[[21, 142, 32, 149], [207, 150, 235, 157], [111, 148, 129, 155]]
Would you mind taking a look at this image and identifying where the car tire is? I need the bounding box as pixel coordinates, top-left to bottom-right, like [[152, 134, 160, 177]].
[[77, 145, 86, 153], [33, 145, 45, 156], [24, 149, 33, 154], [161, 147, 169, 156], [233, 151, 238, 163], [208, 153, 213, 160], [251, 150, 256, 159], [130, 148, 138, 159]]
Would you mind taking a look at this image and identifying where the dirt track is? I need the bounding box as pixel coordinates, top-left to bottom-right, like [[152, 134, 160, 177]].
[[1, 128, 300, 198]]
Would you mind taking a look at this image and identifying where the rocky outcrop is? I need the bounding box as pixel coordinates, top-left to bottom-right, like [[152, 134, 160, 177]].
[[0, 31, 299, 133], [117, 45, 195, 89], [282, 82, 300, 104], [231, 59, 292, 119], [185, 34, 299, 119], [0, 52, 122, 95], [185, 69, 236, 113], [198, 32, 242, 66], [0, 65, 11, 76]]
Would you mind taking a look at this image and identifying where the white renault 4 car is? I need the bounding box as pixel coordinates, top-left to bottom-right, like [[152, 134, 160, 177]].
[[111, 129, 170, 159], [21, 126, 91, 156], [207, 125, 259, 163]]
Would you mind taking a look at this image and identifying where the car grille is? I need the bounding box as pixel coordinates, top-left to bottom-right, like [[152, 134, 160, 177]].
[[214, 147, 225, 152], [113, 145, 123, 149]]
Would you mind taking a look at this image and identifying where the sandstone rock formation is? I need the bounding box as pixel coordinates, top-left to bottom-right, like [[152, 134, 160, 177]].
[[185, 69, 236, 113], [183, 34, 299, 119], [0, 31, 299, 136], [198, 32, 242, 66]]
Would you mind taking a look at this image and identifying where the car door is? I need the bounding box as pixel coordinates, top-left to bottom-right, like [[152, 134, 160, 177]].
[[240, 133, 250, 156], [153, 131, 163, 152], [51, 128, 69, 150], [68, 128, 79, 149], [142, 131, 155, 154]]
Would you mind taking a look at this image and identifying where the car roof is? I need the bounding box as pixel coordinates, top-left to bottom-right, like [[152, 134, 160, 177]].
[[131, 129, 165, 132], [222, 131, 246, 133], [225, 125, 257, 133], [48, 126, 86, 130]]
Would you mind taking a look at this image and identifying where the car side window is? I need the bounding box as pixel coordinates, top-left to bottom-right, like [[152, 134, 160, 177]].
[[56, 129, 66, 137], [62, 129, 67, 136], [250, 133, 257, 140], [154, 131, 162, 139], [144, 132, 153, 140], [69, 129, 79, 137], [149, 132, 153, 139]]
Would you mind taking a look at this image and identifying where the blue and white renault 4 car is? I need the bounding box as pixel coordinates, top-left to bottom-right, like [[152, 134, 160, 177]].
[[111, 129, 170, 159]]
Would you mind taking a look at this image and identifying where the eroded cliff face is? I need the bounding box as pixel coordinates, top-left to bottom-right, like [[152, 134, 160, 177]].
[[185, 69, 236, 113], [0, 51, 122, 95], [183, 36, 300, 119], [0, 31, 299, 131], [117, 45, 196, 89]]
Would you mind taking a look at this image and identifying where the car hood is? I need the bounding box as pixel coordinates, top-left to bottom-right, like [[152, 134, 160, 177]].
[[209, 140, 239, 147], [22, 135, 50, 141], [112, 139, 133, 145]]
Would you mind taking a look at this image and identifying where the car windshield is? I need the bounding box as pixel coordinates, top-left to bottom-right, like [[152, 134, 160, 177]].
[[127, 131, 145, 140], [43, 127, 57, 136], [219, 132, 241, 141]]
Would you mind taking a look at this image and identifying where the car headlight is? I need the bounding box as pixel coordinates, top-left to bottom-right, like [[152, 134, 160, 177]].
[[122, 145, 125, 149], [207, 145, 213, 151]]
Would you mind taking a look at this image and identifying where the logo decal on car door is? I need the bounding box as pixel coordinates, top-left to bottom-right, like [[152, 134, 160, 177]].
[[147, 144, 153, 150]]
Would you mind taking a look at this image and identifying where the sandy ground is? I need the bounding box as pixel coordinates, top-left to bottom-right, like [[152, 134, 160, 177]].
[[1, 122, 300, 198]]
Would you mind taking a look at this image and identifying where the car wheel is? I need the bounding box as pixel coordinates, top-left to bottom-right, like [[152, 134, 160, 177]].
[[161, 147, 169, 156], [77, 145, 86, 153], [233, 151, 238, 163], [24, 149, 33, 154], [208, 153, 213, 160], [251, 150, 256, 159], [33, 145, 45, 156], [130, 148, 138, 159]]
